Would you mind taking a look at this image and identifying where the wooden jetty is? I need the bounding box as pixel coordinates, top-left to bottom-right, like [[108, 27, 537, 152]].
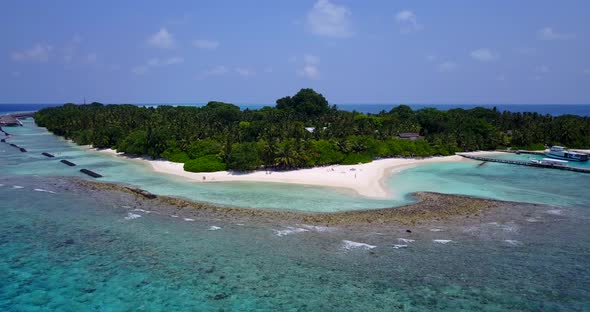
[[0, 115, 22, 126], [80, 169, 103, 178], [499, 150, 545, 156], [10, 112, 35, 118], [459, 154, 590, 174]]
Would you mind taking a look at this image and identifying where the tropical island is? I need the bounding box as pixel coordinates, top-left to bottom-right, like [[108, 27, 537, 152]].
[[35, 88, 590, 175]]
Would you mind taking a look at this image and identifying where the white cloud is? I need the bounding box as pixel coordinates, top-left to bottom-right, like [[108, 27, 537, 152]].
[[307, 0, 353, 38], [132, 56, 184, 74], [395, 10, 421, 33], [193, 39, 219, 50], [298, 54, 321, 79], [470, 48, 497, 62], [537, 27, 574, 41], [12, 44, 52, 62], [235, 67, 256, 77], [299, 65, 321, 80], [148, 28, 176, 48], [437, 61, 457, 72]]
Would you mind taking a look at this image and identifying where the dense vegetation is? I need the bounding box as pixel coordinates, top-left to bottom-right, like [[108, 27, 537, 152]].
[[35, 88, 590, 171]]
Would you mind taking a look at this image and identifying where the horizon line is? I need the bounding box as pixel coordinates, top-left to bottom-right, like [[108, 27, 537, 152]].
[[1, 102, 590, 106]]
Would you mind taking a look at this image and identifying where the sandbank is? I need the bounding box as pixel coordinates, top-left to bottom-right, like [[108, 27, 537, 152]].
[[88, 147, 506, 199]]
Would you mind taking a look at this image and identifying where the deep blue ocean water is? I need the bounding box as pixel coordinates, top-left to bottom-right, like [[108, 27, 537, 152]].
[[2, 103, 590, 116]]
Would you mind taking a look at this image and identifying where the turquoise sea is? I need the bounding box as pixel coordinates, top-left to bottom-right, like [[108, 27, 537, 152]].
[[2, 118, 590, 311]]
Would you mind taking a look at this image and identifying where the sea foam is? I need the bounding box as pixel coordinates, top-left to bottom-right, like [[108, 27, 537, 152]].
[[34, 188, 57, 194], [300, 224, 335, 233], [397, 238, 415, 243], [504, 240, 522, 246], [433, 239, 453, 244], [341, 240, 377, 250], [274, 227, 309, 237], [208, 226, 221, 231], [184, 218, 195, 222], [392, 244, 408, 249], [12, 185, 24, 189], [124, 213, 141, 220]]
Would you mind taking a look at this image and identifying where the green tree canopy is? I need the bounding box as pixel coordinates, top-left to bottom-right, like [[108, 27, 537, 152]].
[[276, 88, 330, 117]]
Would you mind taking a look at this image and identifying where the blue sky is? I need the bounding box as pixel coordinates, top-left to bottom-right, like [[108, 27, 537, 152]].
[[1, 0, 589, 104]]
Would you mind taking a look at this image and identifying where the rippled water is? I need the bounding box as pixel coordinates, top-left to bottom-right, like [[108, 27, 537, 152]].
[[1, 176, 589, 311], [2, 119, 590, 311]]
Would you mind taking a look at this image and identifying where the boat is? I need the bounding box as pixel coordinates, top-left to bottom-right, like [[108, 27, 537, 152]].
[[530, 158, 569, 166], [545, 146, 589, 162]]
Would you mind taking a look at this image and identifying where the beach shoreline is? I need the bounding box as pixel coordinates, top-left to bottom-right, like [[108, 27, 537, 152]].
[[87, 146, 507, 199]]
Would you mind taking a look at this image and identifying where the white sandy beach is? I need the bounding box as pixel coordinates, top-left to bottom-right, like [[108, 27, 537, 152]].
[[90, 147, 504, 199]]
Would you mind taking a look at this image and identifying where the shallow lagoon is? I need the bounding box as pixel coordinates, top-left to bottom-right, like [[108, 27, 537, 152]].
[[388, 160, 590, 209]]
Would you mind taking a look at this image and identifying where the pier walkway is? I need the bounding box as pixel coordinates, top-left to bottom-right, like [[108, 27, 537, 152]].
[[498, 150, 545, 156], [459, 154, 590, 174]]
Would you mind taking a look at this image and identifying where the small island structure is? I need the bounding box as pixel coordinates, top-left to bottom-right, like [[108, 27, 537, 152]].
[[398, 132, 422, 140], [0, 115, 22, 127]]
